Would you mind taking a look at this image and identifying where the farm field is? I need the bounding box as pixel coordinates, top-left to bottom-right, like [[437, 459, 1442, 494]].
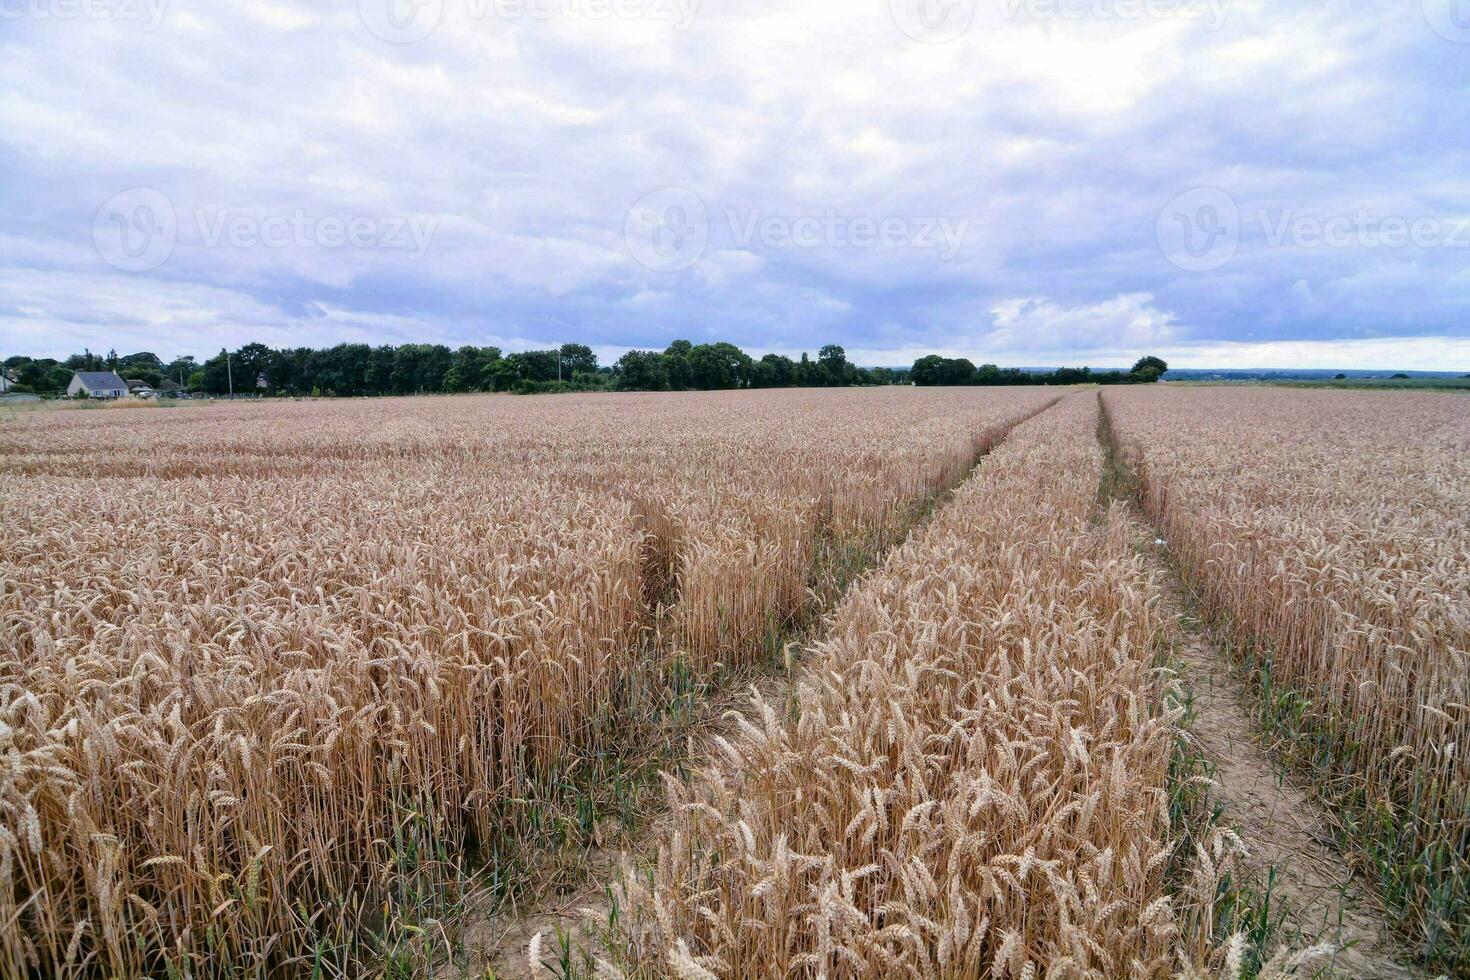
[[1, 386, 1467, 977], [615, 393, 1200, 976], [0, 388, 1055, 976], [1104, 386, 1470, 968]]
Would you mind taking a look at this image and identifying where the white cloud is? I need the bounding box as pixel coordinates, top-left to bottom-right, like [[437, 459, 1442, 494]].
[[985, 293, 1179, 352]]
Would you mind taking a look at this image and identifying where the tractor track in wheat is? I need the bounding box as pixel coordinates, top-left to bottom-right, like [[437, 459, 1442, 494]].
[[1157, 549, 1423, 978], [1098, 401, 1424, 980], [451, 397, 1064, 979]]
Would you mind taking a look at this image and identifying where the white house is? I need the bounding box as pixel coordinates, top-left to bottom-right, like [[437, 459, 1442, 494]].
[[0, 370, 14, 393], [67, 371, 130, 398]]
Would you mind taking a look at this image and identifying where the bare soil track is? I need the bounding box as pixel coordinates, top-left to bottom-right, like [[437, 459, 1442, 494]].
[[467, 394, 1426, 980], [1095, 390, 1425, 979], [1152, 544, 1424, 979], [453, 398, 1064, 979]]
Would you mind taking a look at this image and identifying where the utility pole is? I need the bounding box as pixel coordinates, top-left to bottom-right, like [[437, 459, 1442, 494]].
[[557, 348, 562, 383], [224, 347, 234, 400]]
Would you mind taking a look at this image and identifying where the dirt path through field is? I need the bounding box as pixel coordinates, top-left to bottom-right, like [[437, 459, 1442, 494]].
[[1100, 409, 1423, 977], [466, 395, 1425, 980], [1150, 554, 1423, 978], [449, 396, 1066, 979]]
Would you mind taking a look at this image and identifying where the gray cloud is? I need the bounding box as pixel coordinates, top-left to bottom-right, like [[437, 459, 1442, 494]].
[[1, 0, 1467, 369]]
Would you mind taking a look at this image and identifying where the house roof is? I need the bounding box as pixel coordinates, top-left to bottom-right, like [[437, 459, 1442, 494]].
[[126, 379, 153, 390], [73, 371, 129, 391]]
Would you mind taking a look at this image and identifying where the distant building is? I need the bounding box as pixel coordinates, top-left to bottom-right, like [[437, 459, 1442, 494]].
[[126, 379, 157, 397], [67, 371, 129, 398], [0, 370, 14, 393]]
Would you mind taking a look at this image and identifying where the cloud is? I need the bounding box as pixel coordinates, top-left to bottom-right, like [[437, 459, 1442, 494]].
[[985, 294, 1179, 352], [0, 0, 1467, 369]]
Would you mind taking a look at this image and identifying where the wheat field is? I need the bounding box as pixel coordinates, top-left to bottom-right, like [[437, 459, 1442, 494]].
[[0, 388, 1052, 977], [614, 392, 1243, 978], [1103, 387, 1470, 966], [2, 386, 1466, 977]]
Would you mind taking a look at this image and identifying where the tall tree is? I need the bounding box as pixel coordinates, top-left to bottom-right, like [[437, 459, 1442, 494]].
[[688, 342, 752, 390], [818, 344, 849, 386], [234, 343, 274, 391], [663, 340, 695, 390], [616, 350, 669, 390], [558, 343, 597, 378]]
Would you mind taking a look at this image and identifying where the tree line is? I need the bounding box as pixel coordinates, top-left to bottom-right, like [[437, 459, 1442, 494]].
[[3, 345, 1166, 397], [3, 342, 904, 396], [910, 355, 1168, 386]]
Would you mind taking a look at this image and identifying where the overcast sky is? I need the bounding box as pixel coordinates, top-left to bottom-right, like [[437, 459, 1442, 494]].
[[3, 0, 1469, 369]]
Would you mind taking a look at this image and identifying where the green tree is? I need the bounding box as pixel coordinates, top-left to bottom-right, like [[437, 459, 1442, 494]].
[[910, 355, 976, 386], [307, 343, 376, 395], [14, 358, 63, 392], [497, 350, 559, 386], [1130, 356, 1168, 382], [65, 350, 105, 372], [663, 340, 695, 390], [234, 343, 274, 392], [616, 350, 669, 390], [365, 346, 395, 394], [818, 344, 849, 386], [688, 342, 752, 390], [116, 352, 164, 386], [199, 351, 233, 394], [558, 343, 597, 377], [162, 356, 199, 389], [445, 346, 488, 392], [753, 353, 796, 388], [796, 352, 820, 386], [260, 348, 299, 393], [866, 366, 901, 385], [420, 344, 453, 391], [472, 348, 505, 390]]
